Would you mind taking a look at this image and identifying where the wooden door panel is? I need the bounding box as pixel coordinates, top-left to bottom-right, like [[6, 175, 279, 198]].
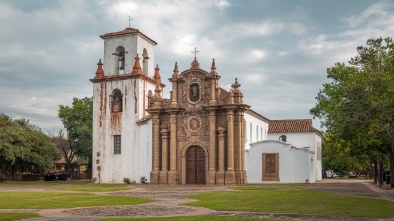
[[262, 153, 279, 181], [186, 146, 206, 184]]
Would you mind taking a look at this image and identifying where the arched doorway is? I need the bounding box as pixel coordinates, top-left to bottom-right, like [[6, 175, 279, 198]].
[[186, 146, 206, 184]]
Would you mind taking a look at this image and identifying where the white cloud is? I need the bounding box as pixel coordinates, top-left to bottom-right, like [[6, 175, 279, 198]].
[[216, 0, 231, 10], [288, 23, 307, 35]]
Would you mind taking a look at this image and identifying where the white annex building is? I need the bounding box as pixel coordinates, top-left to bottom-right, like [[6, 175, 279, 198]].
[[90, 27, 322, 184]]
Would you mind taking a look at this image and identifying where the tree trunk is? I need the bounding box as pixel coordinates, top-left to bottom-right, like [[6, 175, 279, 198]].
[[379, 161, 384, 187], [390, 148, 394, 187], [373, 162, 378, 184]]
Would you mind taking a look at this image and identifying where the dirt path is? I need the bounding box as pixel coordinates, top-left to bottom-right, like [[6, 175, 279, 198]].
[[2, 179, 394, 221]]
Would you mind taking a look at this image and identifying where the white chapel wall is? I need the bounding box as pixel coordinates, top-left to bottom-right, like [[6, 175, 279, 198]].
[[268, 132, 322, 182], [244, 111, 269, 150], [245, 140, 313, 183], [138, 120, 152, 183]]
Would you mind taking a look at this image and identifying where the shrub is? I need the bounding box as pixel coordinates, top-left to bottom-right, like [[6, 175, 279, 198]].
[[139, 176, 147, 184], [123, 177, 131, 184]]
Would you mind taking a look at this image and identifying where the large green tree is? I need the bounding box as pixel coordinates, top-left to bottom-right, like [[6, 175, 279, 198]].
[[58, 97, 93, 177], [0, 113, 60, 179], [310, 37, 394, 186]]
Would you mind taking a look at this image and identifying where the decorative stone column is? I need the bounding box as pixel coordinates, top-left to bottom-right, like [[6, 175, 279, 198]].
[[168, 113, 178, 184], [240, 111, 247, 184], [150, 113, 160, 184], [225, 109, 236, 185], [206, 109, 217, 185], [170, 62, 179, 108], [216, 127, 226, 185], [234, 110, 242, 185], [159, 127, 169, 184], [209, 59, 220, 106]]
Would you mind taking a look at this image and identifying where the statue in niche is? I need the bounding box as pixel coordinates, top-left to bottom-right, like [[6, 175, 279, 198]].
[[189, 83, 199, 102]]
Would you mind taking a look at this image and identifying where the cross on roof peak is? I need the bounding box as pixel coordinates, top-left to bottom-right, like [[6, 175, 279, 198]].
[[191, 47, 200, 58], [127, 16, 133, 28]]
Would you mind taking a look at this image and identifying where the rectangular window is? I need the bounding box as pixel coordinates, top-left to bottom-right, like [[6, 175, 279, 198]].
[[114, 135, 121, 154]]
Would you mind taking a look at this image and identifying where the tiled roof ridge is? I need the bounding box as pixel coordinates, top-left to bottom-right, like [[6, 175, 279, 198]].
[[137, 114, 152, 123], [268, 119, 322, 136], [100, 28, 157, 45]]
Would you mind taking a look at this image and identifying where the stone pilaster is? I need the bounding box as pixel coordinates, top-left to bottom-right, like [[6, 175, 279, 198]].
[[206, 109, 217, 185], [159, 127, 169, 184], [240, 111, 247, 184], [216, 127, 226, 185], [168, 113, 178, 184], [225, 109, 236, 185], [234, 111, 242, 185], [150, 113, 160, 184]]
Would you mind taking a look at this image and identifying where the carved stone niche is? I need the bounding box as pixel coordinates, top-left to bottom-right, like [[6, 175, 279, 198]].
[[187, 82, 202, 104]]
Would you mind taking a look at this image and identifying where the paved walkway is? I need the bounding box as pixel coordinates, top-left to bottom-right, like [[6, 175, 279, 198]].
[[1, 179, 394, 221]]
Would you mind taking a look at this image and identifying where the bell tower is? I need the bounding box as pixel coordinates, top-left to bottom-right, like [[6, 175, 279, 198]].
[[90, 27, 164, 183]]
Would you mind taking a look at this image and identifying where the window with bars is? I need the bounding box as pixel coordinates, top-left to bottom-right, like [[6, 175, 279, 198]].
[[114, 135, 121, 154]]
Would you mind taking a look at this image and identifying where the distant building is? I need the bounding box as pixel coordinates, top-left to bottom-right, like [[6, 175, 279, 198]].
[[90, 27, 322, 184]]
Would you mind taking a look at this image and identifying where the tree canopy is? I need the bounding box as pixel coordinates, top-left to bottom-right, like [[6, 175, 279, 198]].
[[0, 113, 60, 178], [58, 97, 93, 174], [310, 37, 394, 184]]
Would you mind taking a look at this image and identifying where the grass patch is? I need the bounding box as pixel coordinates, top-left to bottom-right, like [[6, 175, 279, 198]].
[[0, 213, 41, 221], [0, 181, 133, 192], [0, 192, 149, 209], [55, 183, 133, 192], [0, 181, 89, 188], [234, 184, 307, 191], [101, 216, 283, 221], [186, 187, 394, 218]]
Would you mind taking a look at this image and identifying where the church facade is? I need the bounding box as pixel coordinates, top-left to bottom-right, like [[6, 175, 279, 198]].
[[90, 27, 322, 185]]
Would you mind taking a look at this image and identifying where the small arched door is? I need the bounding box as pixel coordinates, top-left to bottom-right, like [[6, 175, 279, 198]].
[[186, 146, 206, 184]]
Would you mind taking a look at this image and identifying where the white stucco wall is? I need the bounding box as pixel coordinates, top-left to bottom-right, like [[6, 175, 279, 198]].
[[267, 132, 322, 182], [244, 111, 269, 150], [138, 120, 152, 183], [245, 140, 313, 183]]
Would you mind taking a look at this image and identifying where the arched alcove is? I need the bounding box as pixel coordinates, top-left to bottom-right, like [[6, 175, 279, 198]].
[[111, 89, 123, 112], [142, 48, 149, 76], [115, 46, 125, 75]]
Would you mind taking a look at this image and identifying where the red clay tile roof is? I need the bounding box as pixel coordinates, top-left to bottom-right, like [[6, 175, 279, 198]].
[[268, 119, 321, 135], [100, 28, 157, 45], [137, 114, 152, 123]]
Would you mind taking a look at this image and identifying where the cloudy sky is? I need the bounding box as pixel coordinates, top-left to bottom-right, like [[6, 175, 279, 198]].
[[1, 0, 393, 133]]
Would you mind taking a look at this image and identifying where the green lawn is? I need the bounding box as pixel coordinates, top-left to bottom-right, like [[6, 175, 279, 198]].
[[0, 192, 149, 209], [0, 181, 88, 187], [101, 216, 284, 221], [54, 183, 133, 192], [0, 213, 41, 221], [186, 185, 394, 218], [0, 181, 134, 192]]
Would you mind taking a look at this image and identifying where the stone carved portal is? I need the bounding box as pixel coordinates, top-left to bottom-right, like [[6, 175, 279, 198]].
[[186, 146, 206, 184], [147, 58, 249, 185]]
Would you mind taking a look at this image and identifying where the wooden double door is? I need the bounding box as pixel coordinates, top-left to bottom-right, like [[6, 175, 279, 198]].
[[186, 146, 206, 184], [262, 153, 280, 181]]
